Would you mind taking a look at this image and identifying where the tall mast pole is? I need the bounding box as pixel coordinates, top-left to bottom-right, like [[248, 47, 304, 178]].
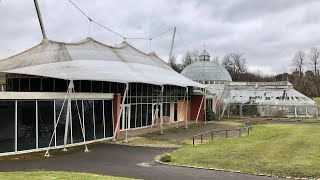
[[33, 0, 47, 39], [168, 27, 176, 60]]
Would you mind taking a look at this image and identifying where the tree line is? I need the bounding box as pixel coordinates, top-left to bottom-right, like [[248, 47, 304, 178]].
[[169, 47, 320, 98]]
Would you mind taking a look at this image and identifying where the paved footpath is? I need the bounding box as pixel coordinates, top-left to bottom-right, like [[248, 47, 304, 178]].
[[0, 144, 275, 180]]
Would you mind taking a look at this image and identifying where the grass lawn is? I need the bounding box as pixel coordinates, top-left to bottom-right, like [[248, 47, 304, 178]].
[[169, 124, 320, 178], [0, 171, 135, 180]]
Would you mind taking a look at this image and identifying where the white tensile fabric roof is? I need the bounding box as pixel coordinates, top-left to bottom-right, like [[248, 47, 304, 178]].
[[0, 38, 206, 88]]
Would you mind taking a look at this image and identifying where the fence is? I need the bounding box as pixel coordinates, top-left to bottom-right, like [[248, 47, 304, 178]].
[[192, 122, 253, 145]]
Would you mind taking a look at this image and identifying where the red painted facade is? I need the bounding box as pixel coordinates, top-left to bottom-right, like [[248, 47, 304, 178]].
[[190, 95, 206, 121]]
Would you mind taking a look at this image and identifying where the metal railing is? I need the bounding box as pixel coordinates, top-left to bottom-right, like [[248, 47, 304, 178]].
[[192, 121, 252, 145]]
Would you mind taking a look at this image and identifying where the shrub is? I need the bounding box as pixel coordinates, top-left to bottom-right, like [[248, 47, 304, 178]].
[[206, 108, 216, 121], [160, 153, 172, 162]]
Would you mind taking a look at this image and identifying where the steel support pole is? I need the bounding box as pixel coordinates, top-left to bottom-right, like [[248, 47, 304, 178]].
[[33, 0, 47, 39], [185, 87, 188, 129], [44, 95, 68, 157], [160, 86, 164, 134], [168, 27, 176, 60], [63, 81, 73, 151]]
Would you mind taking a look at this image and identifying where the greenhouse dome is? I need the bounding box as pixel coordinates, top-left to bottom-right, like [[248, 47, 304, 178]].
[[180, 51, 232, 82]]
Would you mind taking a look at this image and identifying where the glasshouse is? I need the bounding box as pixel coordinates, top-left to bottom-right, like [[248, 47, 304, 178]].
[[181, 50, 317, 118]]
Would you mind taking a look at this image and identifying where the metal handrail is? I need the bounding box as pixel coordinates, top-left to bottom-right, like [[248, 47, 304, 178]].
[[192, 121, 252, 145]]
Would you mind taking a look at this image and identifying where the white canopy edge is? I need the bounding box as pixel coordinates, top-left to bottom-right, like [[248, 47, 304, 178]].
[[3, 60, 207, 88]]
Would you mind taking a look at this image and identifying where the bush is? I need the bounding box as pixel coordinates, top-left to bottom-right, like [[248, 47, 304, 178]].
[[160, 153, 172, 162], [206, 108, 216, 121]]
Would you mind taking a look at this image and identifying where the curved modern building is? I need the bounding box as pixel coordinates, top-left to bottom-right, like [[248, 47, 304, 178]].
[[0, 37, 206, 156]]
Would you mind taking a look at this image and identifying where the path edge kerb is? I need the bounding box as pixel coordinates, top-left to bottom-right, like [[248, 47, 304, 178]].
[[154, 154, 315, 180]]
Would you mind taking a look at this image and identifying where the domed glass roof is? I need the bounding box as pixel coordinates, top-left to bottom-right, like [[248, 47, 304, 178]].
[[199, 50, 210, 61], [181, 60, 232, 82]]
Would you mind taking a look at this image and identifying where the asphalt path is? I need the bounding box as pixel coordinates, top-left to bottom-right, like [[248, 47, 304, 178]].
[[0, 144, 275, 180]]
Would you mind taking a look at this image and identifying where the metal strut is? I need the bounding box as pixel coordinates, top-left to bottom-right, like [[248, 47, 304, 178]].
[[44, 80, 88, 156], [33, 0, 47, 39], [168, 27, 176, 60], [150, 85, 163, 134]]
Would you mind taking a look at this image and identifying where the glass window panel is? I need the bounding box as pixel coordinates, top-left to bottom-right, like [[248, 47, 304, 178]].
[[111, 82, 117, 93], [147, 84, 152, 96], [104, 100, 113, 137], [130, 105, 136, 129], [12, 78, 19, 91], [94, 100, 104, 139], [137, 83, 142, 96], [73, 80, 81, 92], [38, 101, 55, 148], [142, 104, 147, 126], [55, 100, 70, 145], [163, 103, 170, 117], [19, 78, 29, 91], [142, 97, 148, 103], [0, 101, 15, 153], [92, 81, 103, 93], [142, 84, 148, 96], [162, 86, 166, 96], [41, 78, 54, 92], [130, 97, 136, 103], [83, 100, 94, 141], [136, 104, 142, 128], [147, 104, 152, 125], [118, 83, 125, 96], [71, 100, 84, 143], [30, 78, 41, 92], [103, 82, 110, 93], [42, 78, 54, 92], [81, 80, 92, 92], [55, 79, 68, 92], [130, 83, 137, 97], [17, 101, 36, 151], [6, 78, 13, 91]]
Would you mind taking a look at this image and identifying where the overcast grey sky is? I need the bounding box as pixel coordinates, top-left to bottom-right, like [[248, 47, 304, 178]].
[[1, 0, 320, 75]]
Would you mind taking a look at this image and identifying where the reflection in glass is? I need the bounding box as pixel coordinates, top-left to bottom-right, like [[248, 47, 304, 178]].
[[130, 105, 136, 129], [104, 100, 113, 137], [142, 104, 147, 126], [0, 101, 15, 153], [83, 100, 94, 141], [17, 101, 36, 151], [72, 100, 84, 143], [38, 101, 54, 148], [94, 100, 104, 139], [55, 100, 70, 145]]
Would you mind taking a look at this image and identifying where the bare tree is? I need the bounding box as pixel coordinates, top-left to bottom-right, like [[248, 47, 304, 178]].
[[222, 52, 247, 81], [212, 56, 219, 62], [292, 51, 306, 76], [308, 47, 320, 75], [168, 55, 181, 73], [180, 50, 200, 70]]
